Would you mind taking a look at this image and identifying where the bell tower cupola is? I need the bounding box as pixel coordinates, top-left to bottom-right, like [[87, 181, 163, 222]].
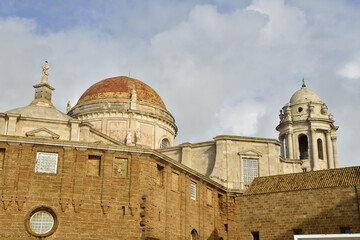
[[276, 80, 339, 171]]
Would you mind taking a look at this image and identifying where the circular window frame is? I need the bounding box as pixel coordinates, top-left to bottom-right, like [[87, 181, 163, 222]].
[[297, 107, 303, 113], [25, 206, 58, 238]]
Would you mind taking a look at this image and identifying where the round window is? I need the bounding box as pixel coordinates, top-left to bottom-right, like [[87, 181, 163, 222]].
[[26, 207, 57, 237], [298, 107, 303, 113], [30, 211, 54, 234]]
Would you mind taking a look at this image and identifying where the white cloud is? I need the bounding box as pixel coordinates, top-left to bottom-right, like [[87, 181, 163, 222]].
[[216, 99, 265, 136], [0, 0, 359, 168], [338, 61, 360, 80]]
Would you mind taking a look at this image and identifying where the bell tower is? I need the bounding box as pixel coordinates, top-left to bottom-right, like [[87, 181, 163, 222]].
[[276, 81, 339, 171]]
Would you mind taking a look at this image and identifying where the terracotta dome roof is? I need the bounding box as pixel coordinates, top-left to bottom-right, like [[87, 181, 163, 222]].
[[290, 86, 321, 104], [78, 76, 166, 108]]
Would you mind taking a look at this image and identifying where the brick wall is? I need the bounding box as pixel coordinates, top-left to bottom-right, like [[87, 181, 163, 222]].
[[0, 143, 230, 240], [0, 144, 144, 239], [237, 186, 360, 240]]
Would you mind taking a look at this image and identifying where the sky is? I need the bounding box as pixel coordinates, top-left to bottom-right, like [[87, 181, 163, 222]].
[[0, 0, 359, 167]]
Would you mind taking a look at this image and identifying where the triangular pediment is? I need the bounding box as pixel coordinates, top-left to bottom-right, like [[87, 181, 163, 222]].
[[26, 128, 60, 139], [238, 149, 263, 157]]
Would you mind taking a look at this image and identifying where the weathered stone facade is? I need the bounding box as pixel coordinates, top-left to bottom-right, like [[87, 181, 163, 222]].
[[0, 63, 354, 239], [237, 167, 360, 240], [0, 137, 232, 239]]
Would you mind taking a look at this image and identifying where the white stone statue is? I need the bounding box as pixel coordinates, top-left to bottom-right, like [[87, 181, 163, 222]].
[[41, 61, 49, 83], [321, 103, 328, 115], [135, 128, 140, 144], [126, 131, 132, 145], [131, 89, 137, 101], [130, 88, 137, 110], [66, 101, 71, 113]]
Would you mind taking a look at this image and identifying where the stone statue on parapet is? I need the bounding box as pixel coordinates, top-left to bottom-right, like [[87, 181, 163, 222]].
[[126, 131, 132, 145], [66, 101, 71, 113], [41, 61, 49, 84]]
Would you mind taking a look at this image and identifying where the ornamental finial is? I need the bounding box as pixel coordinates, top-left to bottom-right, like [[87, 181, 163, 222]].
[[301, 78, 306, 88]]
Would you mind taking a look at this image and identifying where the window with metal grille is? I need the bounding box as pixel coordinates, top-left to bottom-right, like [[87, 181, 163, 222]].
[[190, 181, 196, 200], [35, 152, 58, 174], [30, 211, 54, 234], [243, 159, 259, 183], [26, 207, 58, 238], [160, 138, 169, 148]]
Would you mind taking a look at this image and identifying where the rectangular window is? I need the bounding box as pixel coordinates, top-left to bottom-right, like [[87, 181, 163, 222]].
[[156, 165, 164, 186], [0, 148, 4, 169], [340, 227, 351, 233], [190, 181, 196, 200], [252, 232, 259, 240], [243, 159, 259, 183], [224, 224, 228, 232], [35, 152, 58, 174], [206, 189, 212, 205], [87, 155, 101, 176], [218, 193, 223, 209], [113, 158, 128, 178], [121, 206, 125, 216], [293, 229, 303, 235], [171, 172, 179, 191]]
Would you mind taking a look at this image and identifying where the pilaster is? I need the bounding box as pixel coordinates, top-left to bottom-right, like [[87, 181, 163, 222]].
[[6, 113, 20, 136], [311, 129, 318, 170], [325, 131, 334, 169], [332, 136, 339, 168]]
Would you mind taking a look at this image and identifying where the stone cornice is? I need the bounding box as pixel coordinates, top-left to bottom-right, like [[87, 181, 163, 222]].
[[74, 108, 177, 134], [280, 157, 302, 164], [0, 135, 230, 193], [214, 135, 280, 145]]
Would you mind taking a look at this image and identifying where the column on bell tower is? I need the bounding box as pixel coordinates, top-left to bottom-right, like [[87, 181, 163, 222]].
[[325, 130, 334, 169], [310, 129, 319, 170], [332, 135, 339, 168], [286, 130, 294, 159]]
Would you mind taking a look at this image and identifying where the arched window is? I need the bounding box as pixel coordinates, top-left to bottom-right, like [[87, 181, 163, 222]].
[[298, 135, 309, 160], [317, 139, 324, 160], [191, 229, 199, 240], [160, 138, 169, 148]]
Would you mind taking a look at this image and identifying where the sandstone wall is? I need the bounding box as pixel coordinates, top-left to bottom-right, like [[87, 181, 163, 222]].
[[237, 186, 360, 240]]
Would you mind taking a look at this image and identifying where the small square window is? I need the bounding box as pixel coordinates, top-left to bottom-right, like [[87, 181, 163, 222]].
[[35, 152, 58, 174], [294, 229, 303, 235], [302, 168, 307, 173], [340, 227, 351, 233], [113, 158, 128, 178], [190, 181, 196, 200], [87, 155, 101, 176]]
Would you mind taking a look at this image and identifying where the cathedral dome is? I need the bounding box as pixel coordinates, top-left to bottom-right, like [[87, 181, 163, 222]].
[[290, 85, 321, 104], [68, 76, 177, 149], [78, 76, 166, 109]]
